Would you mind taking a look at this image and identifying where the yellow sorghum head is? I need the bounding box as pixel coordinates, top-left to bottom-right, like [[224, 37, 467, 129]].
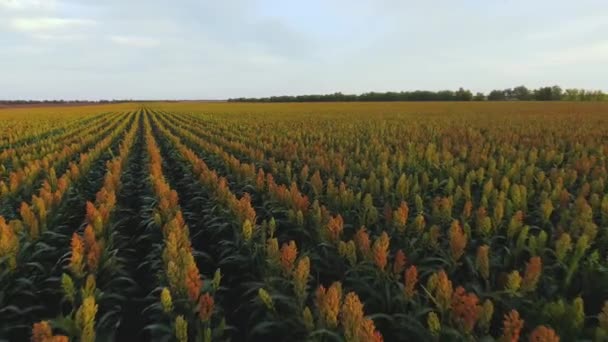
[[414, 214, 426, 234], [293, 256, 310, 302], [175, 315, 188, 342], [82, 274, 96, 298], [573, 297, 584, 330], [345, 240, 357, 266], [506, 270, 522, 294], [76, 296, 98, 342], [479, 299, 494, 333], [266, 238, 280, 265], [476, 245, 490, 280], [555, 233, 572, 262], [338, 240, 348, 258], [268, 217, 276, 238], [161, 287, 173, 313], [428, 225, 441, 249], [21, 202, 40, 240], [434, 270, 453, 313], [212, 268, 222, 291], [427, 312, 441, 336], [303, 306, 314, 331], [61, 273, 75, 303], [242, 219, 253, 241], [258, 288, 274, 310], [340, 292, 365, 342]]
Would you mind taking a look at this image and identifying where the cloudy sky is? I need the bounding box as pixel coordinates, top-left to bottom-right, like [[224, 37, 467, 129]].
[[1, 0, 607, 100]]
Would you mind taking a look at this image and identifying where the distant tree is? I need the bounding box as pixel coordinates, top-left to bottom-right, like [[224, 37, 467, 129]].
[[551, 85, 563, 100], [473, 92, 486, 101], [534, 87, 552, 101], [227, 85, 606, 102], [512, 86, 531, 100], [534, 85, 563, 101], [564, 89, 581, 101], [455, 87, 473, 101], [488, 90, 506, 101]]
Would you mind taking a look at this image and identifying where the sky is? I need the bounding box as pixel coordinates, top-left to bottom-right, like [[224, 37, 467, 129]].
[[1, 0, 607, 100]]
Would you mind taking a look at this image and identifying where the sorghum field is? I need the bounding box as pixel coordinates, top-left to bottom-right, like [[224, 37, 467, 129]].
[[1, 102, 608, 342]]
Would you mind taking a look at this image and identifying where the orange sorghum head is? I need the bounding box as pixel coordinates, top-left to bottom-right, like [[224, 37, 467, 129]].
[[0, 219, 18, 270], [393, 249, 407, 275], [528, 325, 560, 342], [184, 263, 202, 302], [280, 240, 298, 275], [359, 318, 383, 342], [86, 239, 101, 273], [522, 256, 542, 292], [83, 225, 96, 251], [326, 214, 344, 243], [355, 227, 371, 259], [451, 286, 481, 333], [372, 232, 390, 271], [463, 200, 473, 219], [404, 265, 418, 299], [198, 293, 214, 322], [501, 309, 524, 342], [449, 220, 467, 262], [31, 321, 52, 342], [316, 282, 342, 328], [393, 201, 409, 232], [69, 233, 85, 278]]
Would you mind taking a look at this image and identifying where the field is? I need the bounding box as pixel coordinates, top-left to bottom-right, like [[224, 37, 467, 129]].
[[1, 102, 608, 341]]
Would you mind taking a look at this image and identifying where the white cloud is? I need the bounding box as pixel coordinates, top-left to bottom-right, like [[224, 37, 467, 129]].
[[109, 35, 161, 48], [9, 17, 95, 32], [31, 33, 86, 41], [0, 0, 56, 11]]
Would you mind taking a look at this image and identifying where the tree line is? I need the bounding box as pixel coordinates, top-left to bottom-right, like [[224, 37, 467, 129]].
[[228, 86, 608, 102]]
